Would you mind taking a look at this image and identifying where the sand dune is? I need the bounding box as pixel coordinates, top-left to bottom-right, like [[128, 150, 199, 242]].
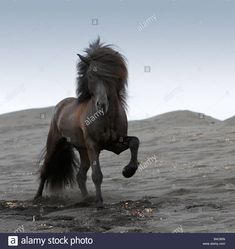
[[0, 107, 234, 232], [224, 116, 235, 125], [134, 110, 221, 126]]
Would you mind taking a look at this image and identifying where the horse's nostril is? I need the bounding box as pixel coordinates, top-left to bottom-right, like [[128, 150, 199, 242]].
[[97, 101, 103, 108], [101, 103, 106, 110], [96, 102, 107, 112], [96, 102, 101, 108]]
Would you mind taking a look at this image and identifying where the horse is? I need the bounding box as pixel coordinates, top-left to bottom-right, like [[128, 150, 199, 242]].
[[34, 38, 140, 208]]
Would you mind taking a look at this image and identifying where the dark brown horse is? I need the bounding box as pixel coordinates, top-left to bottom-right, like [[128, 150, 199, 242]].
[[34, 38, 140, 208]]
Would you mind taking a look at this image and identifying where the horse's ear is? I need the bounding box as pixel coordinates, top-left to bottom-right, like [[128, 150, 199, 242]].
[[77, 54, 90, 65]]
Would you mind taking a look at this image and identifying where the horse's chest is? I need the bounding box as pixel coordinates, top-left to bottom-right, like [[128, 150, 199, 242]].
[[89, 122, 118, 144], [102, 126, 117, 142]]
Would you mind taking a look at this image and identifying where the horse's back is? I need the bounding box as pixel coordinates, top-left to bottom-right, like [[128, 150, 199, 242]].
[[55, 97, 77, 111]]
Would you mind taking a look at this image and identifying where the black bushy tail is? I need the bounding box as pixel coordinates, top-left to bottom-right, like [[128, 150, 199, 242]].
[[39, 138, 79, 191]]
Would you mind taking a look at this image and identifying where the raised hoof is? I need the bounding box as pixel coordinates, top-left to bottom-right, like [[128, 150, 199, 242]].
[[122, 165, 138, 178]]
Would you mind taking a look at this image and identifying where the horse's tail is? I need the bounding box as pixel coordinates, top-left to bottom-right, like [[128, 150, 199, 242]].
[[38, 138, 79, 191]]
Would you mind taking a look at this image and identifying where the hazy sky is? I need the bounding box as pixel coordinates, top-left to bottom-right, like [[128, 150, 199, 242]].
[[0, 0, 234, 120]]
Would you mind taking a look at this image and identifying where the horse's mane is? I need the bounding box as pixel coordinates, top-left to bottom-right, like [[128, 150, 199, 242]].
[[76, 38, 128, 108]]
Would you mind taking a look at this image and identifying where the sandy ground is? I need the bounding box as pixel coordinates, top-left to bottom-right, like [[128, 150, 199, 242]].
[[0, 108, 234, 233]]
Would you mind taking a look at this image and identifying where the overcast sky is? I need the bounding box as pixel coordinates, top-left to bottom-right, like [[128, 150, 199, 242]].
[[0, 0, 234, 120]]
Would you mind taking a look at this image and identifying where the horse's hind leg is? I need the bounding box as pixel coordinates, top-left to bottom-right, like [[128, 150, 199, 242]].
[[35, 177, 46, 199], [76, 149, 90, 200], [109, 136, 140, 178]]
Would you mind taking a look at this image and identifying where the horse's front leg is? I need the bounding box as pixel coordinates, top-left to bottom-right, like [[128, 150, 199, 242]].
[[109, 136, 140, 178], [86, 141, 103, 209], [76, 148, 90, 200], [122, 136, 140, 178]]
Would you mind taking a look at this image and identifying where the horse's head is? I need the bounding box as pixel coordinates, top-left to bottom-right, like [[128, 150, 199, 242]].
[[88, 75, 109, 113], [77, 39, 128, 112], [77, 53, 109, 113]]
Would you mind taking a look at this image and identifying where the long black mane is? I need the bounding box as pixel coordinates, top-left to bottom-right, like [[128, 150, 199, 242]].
[[76, 38, 128, 108]]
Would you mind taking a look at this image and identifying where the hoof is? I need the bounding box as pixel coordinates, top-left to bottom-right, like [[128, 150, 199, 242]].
[[96, 200, 104, 210], [122, 166, 138, 178], [33, 195, 43, 204]]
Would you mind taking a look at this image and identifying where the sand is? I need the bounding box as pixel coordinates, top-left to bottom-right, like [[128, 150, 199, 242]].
[[0, 108, 234, 232]]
